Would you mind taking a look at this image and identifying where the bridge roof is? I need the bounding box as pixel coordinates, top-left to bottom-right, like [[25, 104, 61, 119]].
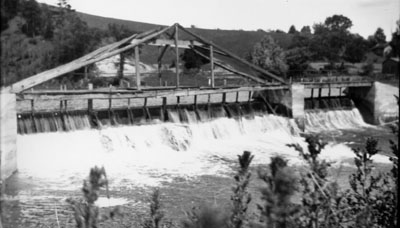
[[5, 23, 286, 94]]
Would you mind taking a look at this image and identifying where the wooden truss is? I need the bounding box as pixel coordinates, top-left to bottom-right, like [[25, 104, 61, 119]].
[[6, 23, 287, 94]]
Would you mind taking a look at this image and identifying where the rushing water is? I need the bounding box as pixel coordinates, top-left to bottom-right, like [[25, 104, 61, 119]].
[[3, 104, 397, 227]]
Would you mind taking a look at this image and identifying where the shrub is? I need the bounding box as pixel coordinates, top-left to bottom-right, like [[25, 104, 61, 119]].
[[230, 151, 254, 228], [252, 156, 298, 228], [141, 188, 172, 228], [182, 205, 230, 228], [290, 136, 348, 228]]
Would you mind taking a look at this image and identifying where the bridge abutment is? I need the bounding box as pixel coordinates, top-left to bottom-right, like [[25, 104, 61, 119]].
[[1, 93, 18, 184], [348, 82, 399, 124]]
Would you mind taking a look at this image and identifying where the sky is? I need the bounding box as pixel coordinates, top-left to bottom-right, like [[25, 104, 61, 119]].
[[37, 0, 399, 39]]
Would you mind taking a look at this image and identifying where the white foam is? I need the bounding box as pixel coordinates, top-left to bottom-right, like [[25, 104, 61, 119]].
[[305, 108, 371, 132], [16, 113, 391, 191]]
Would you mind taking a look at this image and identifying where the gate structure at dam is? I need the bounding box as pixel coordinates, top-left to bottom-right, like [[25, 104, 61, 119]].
[[1, 23, 388, 183]]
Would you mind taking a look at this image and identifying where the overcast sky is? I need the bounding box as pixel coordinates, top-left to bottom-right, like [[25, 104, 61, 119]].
[[37, 0, 399, 39]]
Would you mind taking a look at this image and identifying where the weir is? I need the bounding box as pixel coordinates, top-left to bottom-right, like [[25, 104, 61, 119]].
[[1, 23, 398, 184]]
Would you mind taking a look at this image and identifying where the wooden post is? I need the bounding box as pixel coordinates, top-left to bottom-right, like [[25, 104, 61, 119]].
[[88, 83, 93, 112], [176, 96, 180, 105], [318, 88, 322, 99], [162, 97, 167, 108], [248, 91, 252, 102], [328, 84, 331, 97], [236, 91, 239, 103], [135, 46, 141, 90], [158, 47, 162, 86], [310, 88, 314, 98], [339, 87, 342, 97], [222, 92, 226, 104], [194, 95, 197, 106], [162, 97, 167, 121], [210, 45, 215, 88], [84, 66, 88, 80], [31, 100, 35, 114], [174, 24, 180, 88]]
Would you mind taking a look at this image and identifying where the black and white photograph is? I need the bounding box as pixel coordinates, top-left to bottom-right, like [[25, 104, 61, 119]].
[[0, 0, 399, 227]]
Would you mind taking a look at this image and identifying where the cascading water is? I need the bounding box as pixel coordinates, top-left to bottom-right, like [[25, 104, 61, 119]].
[[304, 96, 372, 132], [305, 108, 370, 132], [16, 105, 390, 191]]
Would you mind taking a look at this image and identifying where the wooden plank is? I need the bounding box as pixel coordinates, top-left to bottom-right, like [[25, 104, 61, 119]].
[[8, 25, 174, 93], [177, 24, 287, 84]]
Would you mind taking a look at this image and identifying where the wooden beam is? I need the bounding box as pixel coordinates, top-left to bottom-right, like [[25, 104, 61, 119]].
[[210, 45, 215, 88], [194, 45, 228, 57], [177, 24, 287, 84], [8, 25, 174, 93], [19, 86, 288, 102], [145, 38, 203, 48], [135, 46, 141, 90], [174, 25, 180, 88]]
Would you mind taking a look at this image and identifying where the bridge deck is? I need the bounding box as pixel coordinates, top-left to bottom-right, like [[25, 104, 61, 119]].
[[17, 85, 287, 101]]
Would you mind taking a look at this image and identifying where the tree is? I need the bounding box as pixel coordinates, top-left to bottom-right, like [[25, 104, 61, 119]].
[[286, 47, 312, 77], [324, 14, 352, 32], [344, 34, 369, 63], [180, 48, 209, 70], [300, 26, 311, 34], [51, 1, 101, 64], [288, 25, 298, 34], [388, 20, 400, 58], [247, 35, 288, 75], [253, 156, 298, 228], [374, 27, 386, 44], [310, 15, 354, 62], [1, 0, 20, 31], [20, 0, 43, 37]]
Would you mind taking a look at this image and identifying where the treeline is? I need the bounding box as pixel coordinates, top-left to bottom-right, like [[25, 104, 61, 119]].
[[0, 0, 136, 87], [246, 15, 400, 77]]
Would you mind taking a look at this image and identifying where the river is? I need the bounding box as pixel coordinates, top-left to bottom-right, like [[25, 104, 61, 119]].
[[2, 102, 398, 227]]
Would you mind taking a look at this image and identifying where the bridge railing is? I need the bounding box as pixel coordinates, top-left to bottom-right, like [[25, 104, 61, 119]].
[[291, 75, 373, 84]]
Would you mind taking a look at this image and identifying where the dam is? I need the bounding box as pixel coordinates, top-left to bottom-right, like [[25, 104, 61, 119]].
[[0, 24, 398, 226], [1, 23, 398, 183]]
